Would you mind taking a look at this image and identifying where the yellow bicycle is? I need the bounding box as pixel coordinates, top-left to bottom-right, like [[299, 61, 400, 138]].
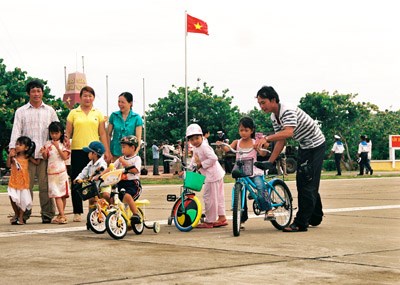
[[101, 167, 160, 239], [105, 194, 159, 239]]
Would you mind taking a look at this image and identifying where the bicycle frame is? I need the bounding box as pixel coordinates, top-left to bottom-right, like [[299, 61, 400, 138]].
[[235, 176, 287, 213]]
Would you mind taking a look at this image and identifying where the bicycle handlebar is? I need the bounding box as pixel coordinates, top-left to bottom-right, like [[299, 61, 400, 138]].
[[211, 142, 270, 154], [163, 153, 182, 163]]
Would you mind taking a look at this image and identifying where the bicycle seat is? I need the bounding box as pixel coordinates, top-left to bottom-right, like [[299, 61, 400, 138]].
[[254, 161, 275, 171]]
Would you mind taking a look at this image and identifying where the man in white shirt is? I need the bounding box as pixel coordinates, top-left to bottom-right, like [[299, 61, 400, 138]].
[[9, 80, 58, 223], [329, 135, 345, 176]]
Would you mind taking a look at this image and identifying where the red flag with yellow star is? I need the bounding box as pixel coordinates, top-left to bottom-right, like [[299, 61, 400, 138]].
[[187, 14, 208, 35]]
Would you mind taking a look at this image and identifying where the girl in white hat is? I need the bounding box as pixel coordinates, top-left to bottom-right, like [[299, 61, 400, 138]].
[[186, 124, 227, 228]]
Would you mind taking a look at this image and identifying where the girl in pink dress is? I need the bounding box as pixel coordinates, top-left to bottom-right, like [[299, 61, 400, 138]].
[[41, 122, 70, 224]]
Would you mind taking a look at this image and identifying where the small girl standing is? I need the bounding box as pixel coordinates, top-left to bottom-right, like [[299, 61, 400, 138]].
[[218, 117, 272, 225], [41, 122, 70, 224], [186, 124, 227, 229], [7, 136, 36, 225]]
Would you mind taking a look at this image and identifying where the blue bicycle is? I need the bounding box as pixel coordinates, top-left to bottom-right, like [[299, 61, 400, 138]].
[[214, 143, 293, 237]]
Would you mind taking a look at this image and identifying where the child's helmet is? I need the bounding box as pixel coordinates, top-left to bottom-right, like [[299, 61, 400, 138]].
[[120, 135, 139, 147], [186, 124, 203, 138]]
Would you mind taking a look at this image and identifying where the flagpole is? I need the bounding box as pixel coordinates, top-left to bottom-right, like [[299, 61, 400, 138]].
[[184, 10, 189, 161], [142, 77, 147, 168]]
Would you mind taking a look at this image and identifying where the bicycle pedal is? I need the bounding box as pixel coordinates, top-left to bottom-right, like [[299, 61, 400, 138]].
[[167, 194, 177, 202]]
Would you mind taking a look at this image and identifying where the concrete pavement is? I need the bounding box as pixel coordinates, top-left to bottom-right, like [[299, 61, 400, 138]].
[[0, 177, 399, 284]]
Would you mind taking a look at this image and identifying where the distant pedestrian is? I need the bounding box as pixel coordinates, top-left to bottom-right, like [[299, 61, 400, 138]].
[[329, 135, 345, 176], [365, 137, 372, 174], [202, 128, 210, 145], [216, 130, 226, 142], [151, 140, 160, 175], [161, 141, 173, 174], [357, 135, 373, 175], [276, 145, 288, 176]]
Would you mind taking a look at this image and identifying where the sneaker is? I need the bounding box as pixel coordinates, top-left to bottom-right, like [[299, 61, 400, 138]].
[[130, 214, 141, 225], [42, 217, 52, 224], [370, 169, 373, 175], [73, 214, 82, 222], [264, 211, 276, 221]]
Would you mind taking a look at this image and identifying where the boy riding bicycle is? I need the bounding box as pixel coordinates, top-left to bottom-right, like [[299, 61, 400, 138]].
[[102, 135, 142, 224]]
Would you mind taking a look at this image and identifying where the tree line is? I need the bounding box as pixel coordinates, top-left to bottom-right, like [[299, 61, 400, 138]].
[[1, 60, 399, 170]]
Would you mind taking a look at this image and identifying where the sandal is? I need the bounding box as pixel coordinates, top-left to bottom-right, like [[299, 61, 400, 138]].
[[196, 222, 214, 229], [58, 216, 68, 224], [213, 220, 228, 227], [282, 223, 308, 232], [10, 215, 18, 224], [52, 215, 61, 224]]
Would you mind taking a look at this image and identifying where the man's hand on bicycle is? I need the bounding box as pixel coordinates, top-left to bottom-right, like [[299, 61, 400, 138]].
[[255, 137, 270, 151]]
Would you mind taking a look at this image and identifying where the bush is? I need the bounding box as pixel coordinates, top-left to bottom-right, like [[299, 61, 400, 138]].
[[323, 160, 336, 171]]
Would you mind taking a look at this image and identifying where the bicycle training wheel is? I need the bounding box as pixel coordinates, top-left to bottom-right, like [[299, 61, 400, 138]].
[[232, 182, 243, 237], [106, 211, 128, 239], [87, 208, 107, 234], [173, 195, 202, 232], [132, 208, 145, 235], [269, 179, 293, 230]]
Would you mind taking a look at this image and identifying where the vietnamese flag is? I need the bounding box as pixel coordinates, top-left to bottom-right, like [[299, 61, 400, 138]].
[[187, 14, 208, 35]]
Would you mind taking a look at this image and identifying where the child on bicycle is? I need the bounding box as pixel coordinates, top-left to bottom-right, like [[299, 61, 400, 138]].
[[104, 135, 142, 224], [73, 141, 110, 221], [40, 122, 70, 224], [186, 123, 227, 229], [217, 116, 273, 225]]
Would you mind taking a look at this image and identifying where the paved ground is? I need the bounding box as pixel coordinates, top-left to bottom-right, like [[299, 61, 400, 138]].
[[1, 176, 399, 284]]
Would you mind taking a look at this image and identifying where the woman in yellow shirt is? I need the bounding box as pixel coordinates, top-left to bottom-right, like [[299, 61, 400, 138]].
[[65, 86, 111, 222]]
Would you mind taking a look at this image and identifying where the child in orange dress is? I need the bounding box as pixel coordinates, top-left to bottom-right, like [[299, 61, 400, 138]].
[[7, 136, 36, 225]]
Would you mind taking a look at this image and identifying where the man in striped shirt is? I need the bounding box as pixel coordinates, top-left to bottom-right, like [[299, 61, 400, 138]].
[[9, 80, 58, 223], [256, 86, 326, 232]]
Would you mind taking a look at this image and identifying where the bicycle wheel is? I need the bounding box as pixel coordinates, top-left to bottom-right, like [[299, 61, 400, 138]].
[[132, 208, 145, 235], [173, 195, 202, 232], [87, 208, 106, 234], [106, 211, 128, 239], [269, 179, 293, 230], [232, 182, 243, 237]]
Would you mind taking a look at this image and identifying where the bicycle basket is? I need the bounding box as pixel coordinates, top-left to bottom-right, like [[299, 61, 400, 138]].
[[76, 182, 98, 201], [184, 171, 206, 192], [232, 157, 254, 178]]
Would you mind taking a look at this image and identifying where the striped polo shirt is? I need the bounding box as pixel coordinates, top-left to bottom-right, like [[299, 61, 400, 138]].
[[271, 104, 325, 149]]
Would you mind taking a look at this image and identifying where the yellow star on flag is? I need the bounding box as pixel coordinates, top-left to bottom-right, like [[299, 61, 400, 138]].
[[194, 22, 202, 30]]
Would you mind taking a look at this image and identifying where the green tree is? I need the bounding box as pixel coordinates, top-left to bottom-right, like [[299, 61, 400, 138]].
[[0, 59, 70, 167], [145, 80, 241, 148], [299, 91, 400, 163]]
